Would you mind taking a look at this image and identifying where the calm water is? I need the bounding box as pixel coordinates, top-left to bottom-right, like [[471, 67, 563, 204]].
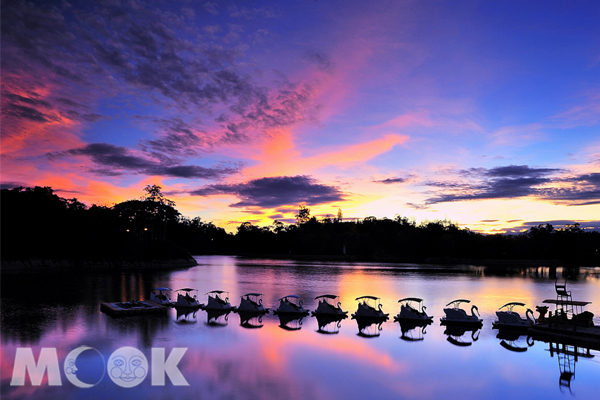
[[2, 256, 600, 399]]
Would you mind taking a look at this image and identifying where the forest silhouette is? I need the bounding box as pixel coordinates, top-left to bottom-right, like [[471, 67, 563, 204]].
[[1, 186, 598, 265]]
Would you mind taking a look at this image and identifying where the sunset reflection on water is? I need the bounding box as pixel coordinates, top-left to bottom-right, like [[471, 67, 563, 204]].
[[1, 256, 599, 399]]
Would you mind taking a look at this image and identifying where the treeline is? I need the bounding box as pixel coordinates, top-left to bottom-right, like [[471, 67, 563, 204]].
[[234, 208, 599, 264], [0, 185, 228, 262], [1, 186, 599, 264]]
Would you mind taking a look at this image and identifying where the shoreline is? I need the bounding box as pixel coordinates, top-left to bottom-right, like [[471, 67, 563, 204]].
[[0, 257, 198, 273], [2, 254, 598, 274], [234, 254, 599, 268]]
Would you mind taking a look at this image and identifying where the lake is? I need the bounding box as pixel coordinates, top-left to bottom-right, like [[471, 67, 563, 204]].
[[1, 256, 599, 399]]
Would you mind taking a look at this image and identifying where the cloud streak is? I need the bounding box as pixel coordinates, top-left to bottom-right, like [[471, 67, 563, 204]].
[[190, 175, 345, 208], [422, 165, 600, 206], [48, 143, 240, 180]]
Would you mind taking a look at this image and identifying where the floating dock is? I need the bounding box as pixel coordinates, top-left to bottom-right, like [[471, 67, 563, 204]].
[[100, 301, 168, 317], [529, 323, 600, 351]]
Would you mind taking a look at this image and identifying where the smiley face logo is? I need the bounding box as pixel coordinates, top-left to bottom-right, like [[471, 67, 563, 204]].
[[107, 347, 148, 388]]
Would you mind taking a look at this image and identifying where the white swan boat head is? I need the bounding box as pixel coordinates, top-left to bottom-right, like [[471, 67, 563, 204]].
[[274, 295, 309, 315], [204, 290, 232, 310], [312, 294, 348, 316], [395, 297, 433, 321], [236, 293, 267, 312], [352, 296, 389, 319], [175, 288, 201, 308], [493, 301, 535, 328], [150, 287, 172, 305], [441, 299, 483, 325]]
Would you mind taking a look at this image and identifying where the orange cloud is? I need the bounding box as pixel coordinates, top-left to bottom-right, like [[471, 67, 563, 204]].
[[244, 132, 409, 178]]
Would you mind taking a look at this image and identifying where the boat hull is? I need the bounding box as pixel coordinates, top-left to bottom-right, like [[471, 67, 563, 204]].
[[311, 301, 348, 316], [274, 300, 309, 315], [235, 297, 268, 313], [175, 294, 201, 308]]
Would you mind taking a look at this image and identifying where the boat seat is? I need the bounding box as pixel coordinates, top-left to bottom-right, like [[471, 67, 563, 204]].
[[555, 278, 571, 297], [555, 277, 573, 316]]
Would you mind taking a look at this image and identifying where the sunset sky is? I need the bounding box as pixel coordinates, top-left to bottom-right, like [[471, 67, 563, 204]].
[[2, 0, 599, 233]]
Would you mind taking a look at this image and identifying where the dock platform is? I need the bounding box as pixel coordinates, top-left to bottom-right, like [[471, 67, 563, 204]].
[[100, 301, 168, 317], [529, 322, 600, 351]]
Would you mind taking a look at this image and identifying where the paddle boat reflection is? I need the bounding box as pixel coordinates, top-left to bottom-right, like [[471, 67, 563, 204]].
[[441, 299, 483, 326], [237, 311, 265, 329], [235, 293, 268, 313], [395, 297, 433, 323], [443, 324, 481, 347], [312, 294, 348, 317], [149, 287, 173, 306], [277, 313, 305, 331], [496, 329, 533, 352], [315, 314, 346, 334], [355, 318, 384, 338], [351, 296, 389, 320], [398, 320, 430, 342], [205, 309, 231, 327], [493, 302, 535, 330], [203, 290, 233, 311], [274, 295, 310, 315], [174, 288, 201, 308], [175, 307, 198, 324]]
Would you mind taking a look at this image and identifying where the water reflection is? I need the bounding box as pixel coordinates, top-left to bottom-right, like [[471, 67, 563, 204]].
[[237, 312, 265, 329], [277, 314, 305, 331], [205, 309, 231, 326], [548, 342, 595, 394], [1, 257, 600, 400], [175, 307, 198, 324], [314, 315, 345, 334], [496, 329, 533, 352], [355, 319, 384, 338], [443, 324, 481, 347], [398, 320, 431, 342]]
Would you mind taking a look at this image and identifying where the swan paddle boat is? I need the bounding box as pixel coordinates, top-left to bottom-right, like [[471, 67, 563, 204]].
[[274, 295, 310, 315], [311, 294, 348, 317], [440, 299, 483, 325], [174, 288, 201, 308], [394, 297, 433, 322], [493, 302, 535, 330], [149, 287, 173, 306], [235, 293, 268, 313], [203, 290, 233, 311], [352, 296, 389, 320]]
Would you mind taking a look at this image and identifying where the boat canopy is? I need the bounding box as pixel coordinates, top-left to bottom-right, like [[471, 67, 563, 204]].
[[315, 294, 338, 300], [242, 293, 263, 297], [499, 302, 526, 309], [445, 299, 470, 306], [153, 287, 172, 291], [206, 290, 228, 294], [398, 297, 423, 303], [178, 288, 196, 292], [355, 295, 380, 301], [278, 295, 300, 301]]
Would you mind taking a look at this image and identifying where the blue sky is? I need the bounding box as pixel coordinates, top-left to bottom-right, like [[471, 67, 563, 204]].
[[2, 0, 599, 232]]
